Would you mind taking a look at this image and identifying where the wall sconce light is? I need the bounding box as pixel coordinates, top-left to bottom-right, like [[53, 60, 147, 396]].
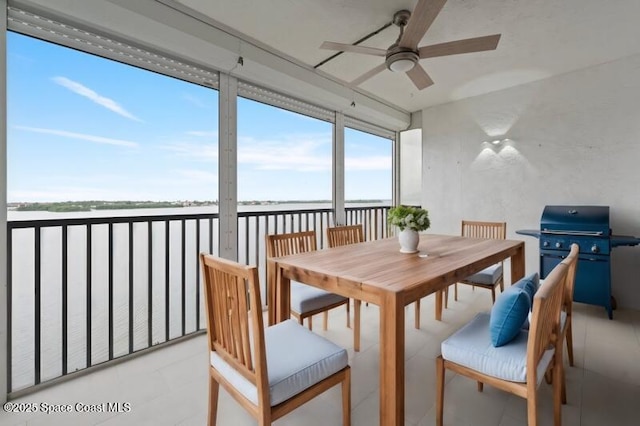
[[484, 138, 511, 146]]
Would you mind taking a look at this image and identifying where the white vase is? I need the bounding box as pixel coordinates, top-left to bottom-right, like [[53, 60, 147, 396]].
[[398, 228, 419, 253]]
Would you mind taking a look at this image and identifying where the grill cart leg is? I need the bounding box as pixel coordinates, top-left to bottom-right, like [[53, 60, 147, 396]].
[[607, 296, 617, 320]]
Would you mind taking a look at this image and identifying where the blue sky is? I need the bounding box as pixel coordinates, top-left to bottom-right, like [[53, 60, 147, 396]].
[[7, 32, 392, 202]]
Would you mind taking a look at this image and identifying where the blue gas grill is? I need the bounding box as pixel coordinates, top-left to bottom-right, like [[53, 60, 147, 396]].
[[517, 205, 640, 319]]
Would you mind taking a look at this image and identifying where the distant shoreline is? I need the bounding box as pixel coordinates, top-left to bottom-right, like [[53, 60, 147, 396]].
[[8, 199, 387, 213]]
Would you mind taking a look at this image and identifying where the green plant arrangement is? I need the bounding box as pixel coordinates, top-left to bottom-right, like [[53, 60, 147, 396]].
[[388, 205, 431, 232]]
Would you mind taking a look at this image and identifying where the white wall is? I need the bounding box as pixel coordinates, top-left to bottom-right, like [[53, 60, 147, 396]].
[[421, 53, 640, 310], [400, 129, 422, 206]]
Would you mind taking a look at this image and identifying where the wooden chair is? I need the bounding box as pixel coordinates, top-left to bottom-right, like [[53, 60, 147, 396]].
[[560, 245, 579, 368], [436, 246, 577, 426], [200, 254, 351, 426], [266, 230, 350, 332], [327, 224, 364, 248], [447, 220, 507, 306], [327, 224, 364, 351], [414, 221, 506, 329], [553, 244, 579, 405]]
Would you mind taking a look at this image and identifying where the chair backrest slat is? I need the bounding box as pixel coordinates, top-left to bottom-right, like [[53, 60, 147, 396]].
[[461, 220, 506, 240], [266, 230, 318, 258], [200, 254, 266, 387], [327, 224, 364, 248], [560, 244, 579, 315]]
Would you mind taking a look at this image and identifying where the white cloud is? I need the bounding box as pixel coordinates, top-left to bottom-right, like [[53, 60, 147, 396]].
[[186, 130, 218, 138], [239, 137, 331, 171], [174, 169, 217, 183], [345, 156, 392, 170], [15, 126, 139, 148], [182, 93, 211, 109], [161, 142, 218, 161], [239, 134, 391, 172], [52, 76, 143, 122], [159, 133, 391, 172]]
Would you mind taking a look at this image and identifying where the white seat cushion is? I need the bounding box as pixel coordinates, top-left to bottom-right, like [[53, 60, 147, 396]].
[[464, 264, 503, 285], [441, 313, 554, 384], [290, 281, 347, 314], [210, 319, 348, 406]]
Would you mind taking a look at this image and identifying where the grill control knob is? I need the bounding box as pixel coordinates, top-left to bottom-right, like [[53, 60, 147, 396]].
[[555, 242, 562, 249], [543, 241, 550, 247], [591, 244, 600, 253]]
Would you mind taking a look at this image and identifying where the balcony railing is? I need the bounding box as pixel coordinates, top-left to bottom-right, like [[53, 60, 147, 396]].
[[6, 205, 390, 395]]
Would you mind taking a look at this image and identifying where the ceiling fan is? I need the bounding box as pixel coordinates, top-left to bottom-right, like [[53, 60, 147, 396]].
[[319, 0, 501, 90]]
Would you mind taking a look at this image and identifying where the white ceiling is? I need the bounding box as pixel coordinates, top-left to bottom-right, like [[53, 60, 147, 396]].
[[173, 0, 640, 113]]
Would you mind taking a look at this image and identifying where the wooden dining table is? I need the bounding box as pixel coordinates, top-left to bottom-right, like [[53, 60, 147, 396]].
[[267, 233, 525, 426]]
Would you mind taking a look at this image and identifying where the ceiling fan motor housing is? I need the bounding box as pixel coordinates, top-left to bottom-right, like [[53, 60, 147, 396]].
[[386, 45, 419, 72]]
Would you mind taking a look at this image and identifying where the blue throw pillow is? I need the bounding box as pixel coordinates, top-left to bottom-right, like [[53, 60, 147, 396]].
[[489, 285, 531, 347], [513, 273, 540, 308]]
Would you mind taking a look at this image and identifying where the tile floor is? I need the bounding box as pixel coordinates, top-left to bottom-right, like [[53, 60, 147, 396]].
[[2, 285, 640, 426]]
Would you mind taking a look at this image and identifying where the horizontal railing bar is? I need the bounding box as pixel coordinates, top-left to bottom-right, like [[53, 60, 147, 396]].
[[7, 212, 221, 229], [237, 208, 333, 218], [345, 206, 390, 212]]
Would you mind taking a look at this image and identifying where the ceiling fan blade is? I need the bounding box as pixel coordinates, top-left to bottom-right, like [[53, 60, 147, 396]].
[[351, 63, 387, 86], [400, 0, 448, 49], [418, 34, 501, 59], [320, 41, 387, 57], [406, 64, 434, 90]]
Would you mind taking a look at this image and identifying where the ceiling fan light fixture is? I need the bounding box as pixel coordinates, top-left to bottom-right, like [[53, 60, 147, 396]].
[[386, 49, 418, 73], [389, 57, 416, 72]]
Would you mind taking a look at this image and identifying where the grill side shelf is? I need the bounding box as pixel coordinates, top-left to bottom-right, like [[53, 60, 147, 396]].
[[610, 235, 640, 247], [515, 229, 541, 239]]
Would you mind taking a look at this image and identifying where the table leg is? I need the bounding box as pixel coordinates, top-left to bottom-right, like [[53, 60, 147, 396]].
[[511, 243, 525, 284], [434, 289, 443, 321], [379, 293, 404, 425]]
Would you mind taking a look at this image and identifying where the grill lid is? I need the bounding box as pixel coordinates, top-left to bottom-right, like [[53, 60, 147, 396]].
[[540, 205, 610, 235]]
